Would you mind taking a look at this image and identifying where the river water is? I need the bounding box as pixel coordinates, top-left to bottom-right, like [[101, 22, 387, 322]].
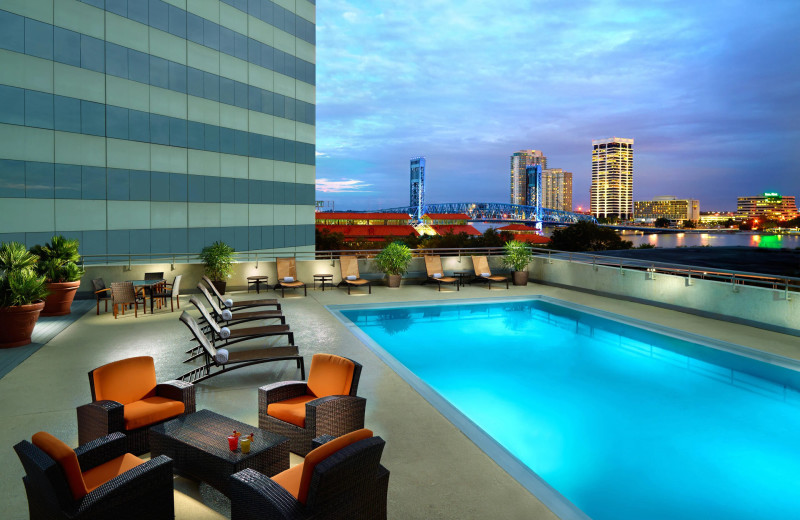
[[616, 231, 800, 249]]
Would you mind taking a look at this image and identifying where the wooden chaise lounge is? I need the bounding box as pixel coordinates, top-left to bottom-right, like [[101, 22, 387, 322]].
[[274, 258, 307, 297], [471, 255, 509, 289], [424, 255, 459, 291], [338, 255, 371, 294]]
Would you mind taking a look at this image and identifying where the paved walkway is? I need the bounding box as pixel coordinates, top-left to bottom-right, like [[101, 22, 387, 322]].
[[2, 281, 798, 519]]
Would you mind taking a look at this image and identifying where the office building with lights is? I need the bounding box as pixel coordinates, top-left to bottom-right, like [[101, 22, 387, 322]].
[[510, 150, 546, 206], [634, 196, 700, 224], [542, 168, 572, 212], [410, 156, 425, 220], [737, 193, 798, 221], [590, 137, 633, 219], [0, 0, 316, 257]]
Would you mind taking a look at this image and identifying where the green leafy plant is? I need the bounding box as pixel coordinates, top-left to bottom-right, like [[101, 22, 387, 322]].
[[199, 241, 235, 281], [502, 240, 533, 272], [0, 242, 48, 308], [30, 235, 85, 282], [374, 242, 413, 276]]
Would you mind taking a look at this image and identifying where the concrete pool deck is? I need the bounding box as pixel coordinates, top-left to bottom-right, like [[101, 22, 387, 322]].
[[1, 281, 798, 519]]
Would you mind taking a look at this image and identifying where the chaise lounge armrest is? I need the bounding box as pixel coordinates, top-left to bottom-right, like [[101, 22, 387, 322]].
[[75, 432, 128, 471], [156, 380, 196, 413], [229, 467, 304, 520], [306, 395, 367, 438], [77, 400, 125, 445], [259, 381, 308, 405]]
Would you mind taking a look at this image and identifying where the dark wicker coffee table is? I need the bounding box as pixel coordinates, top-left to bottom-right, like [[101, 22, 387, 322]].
[[149, 409, 289, 496]]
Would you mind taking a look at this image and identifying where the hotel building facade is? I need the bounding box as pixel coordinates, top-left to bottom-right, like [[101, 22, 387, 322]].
[[737, 193, 798, 221], [0, 0, 316, 258], [634, 196, 700, 224], [509, 149, 546, 206], [542, 168, 572, 212], [590, 137, 633, 219]]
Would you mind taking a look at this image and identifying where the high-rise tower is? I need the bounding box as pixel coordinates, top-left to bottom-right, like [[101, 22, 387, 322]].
[[410, 157, 426, 220], [542, 168, 573, 212], [510, 150, 546, 205], [590, 138, 634, 219]]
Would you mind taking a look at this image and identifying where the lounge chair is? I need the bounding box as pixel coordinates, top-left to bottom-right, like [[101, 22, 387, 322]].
[[275, 258, 307, 297], [424, 255, 459, 291], [178, 312, 304, 384], [338, 255, 371, 294], [197, 283, 285, 326], [202, 275, 282, 311], [471, 255, 509, 289]]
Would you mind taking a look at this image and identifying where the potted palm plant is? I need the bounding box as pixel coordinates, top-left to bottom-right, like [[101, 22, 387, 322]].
[[0, 242, 49, 348], [502, 240, 533, 286], [199, 241, 235, 294], [374, 242, 413, 288], [30, 236, 85, 316]]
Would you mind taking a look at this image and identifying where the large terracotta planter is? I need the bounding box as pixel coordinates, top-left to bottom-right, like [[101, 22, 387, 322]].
[[0, 301, 45, 348], [41, 281, 81, 316], [512, 271, 529, 286], [386, 274, 402, 288], [211, 280, 227, 295]]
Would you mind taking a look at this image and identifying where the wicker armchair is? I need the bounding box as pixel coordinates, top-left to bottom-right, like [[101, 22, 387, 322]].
[[77, 356, 195, 455], [259, 354, 366, 456], [229, 429, 389, 520], [14, 431, 174, 520], [110, 282, 144, 318], [151, 274, 181, 312], [91, 278, 112, 315]]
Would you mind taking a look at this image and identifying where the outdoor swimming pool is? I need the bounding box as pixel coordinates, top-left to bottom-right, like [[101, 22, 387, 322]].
[[332, 297, 800, 520]]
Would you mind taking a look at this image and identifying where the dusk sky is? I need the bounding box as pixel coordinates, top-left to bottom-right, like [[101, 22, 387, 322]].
[[314, 0, 800, 213]]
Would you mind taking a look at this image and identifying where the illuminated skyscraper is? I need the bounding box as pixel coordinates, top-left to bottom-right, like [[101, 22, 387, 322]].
[[410, 157, 426, 220], [542, 168, 573, 212], [590, 138, 634, 219], [510, 150, 547, 205]]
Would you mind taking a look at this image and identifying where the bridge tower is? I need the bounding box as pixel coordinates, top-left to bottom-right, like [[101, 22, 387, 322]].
[[410, 157, 426, 222], [526, 164, 543, 230]]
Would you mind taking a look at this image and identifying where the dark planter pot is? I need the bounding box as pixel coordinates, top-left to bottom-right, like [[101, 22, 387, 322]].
[[386, 274, 402, 288], [41, 281, 81, 316], [0, 300, 45, 348], [212, 280, 227, 295], [512, 271, 529, 286]]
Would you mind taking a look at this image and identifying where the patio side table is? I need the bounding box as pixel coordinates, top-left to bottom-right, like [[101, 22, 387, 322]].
[[247, 275, 269, 294], [313, 273, 334, 291], [453, 271, 473, 288]]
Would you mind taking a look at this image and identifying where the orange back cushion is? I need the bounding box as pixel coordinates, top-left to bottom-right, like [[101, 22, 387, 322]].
[[297, 428, 373, 504], [92, 356, 157, 405], [32, 432, 88, 501], [306, 354, 355, 398]]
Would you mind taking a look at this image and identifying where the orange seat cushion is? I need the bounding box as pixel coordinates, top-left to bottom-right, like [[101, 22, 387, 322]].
[[82, 453, 144, 492], [267, 395, 317, 427], [92, 356, 157, 405], [32, 432, 88, 500], [123, 397, 185, 430], [296, 429, 373, 504], [271, 462, 303, 499], [306, 354, 355, 398]]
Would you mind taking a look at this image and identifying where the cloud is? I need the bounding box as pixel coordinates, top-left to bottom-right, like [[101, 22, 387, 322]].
[[316, 178, 373, 193]]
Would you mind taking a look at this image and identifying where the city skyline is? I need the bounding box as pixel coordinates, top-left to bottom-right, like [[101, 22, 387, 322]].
[[314, 0, 800, 212]]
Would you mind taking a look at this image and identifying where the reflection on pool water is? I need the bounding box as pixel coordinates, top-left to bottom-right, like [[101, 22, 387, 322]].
[[337, 298, 800, 520]]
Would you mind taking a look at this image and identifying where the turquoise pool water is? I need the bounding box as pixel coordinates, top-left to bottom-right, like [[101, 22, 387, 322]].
[[337, 298, 800, 520]]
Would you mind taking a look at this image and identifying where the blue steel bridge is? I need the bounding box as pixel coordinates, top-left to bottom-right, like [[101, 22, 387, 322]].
[[368, 202, 597, 225]]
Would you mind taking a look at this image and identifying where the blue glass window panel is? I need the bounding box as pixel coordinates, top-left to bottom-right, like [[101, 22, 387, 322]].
[[273, 225, 284, 248], [82, 0, 104, 9], [283, 181, 295, 204], [234, 178, 248, 204], [234, 226, 248, 252], [81, 166, 105, 199], [170, 228, 187, 254], [0, 85, 24, 125], [169, 173, 187, 202], [306, 103, 315, 125], [219, 127, 235, 155], [261, 90, 273, 115], [107, 168, 130, 200], [219, 27, 234, 55], [150, 229, 169, 254], [0, 233, 26, 245], [128, 1, 148, 24], [81, 35, 105, 73], [248, 180, 261, 204], [234, 81, 248, 109], [187, 67, 203, 97], [25, 18, 53, 60], [261, 181, 273, 204], [81, 101, 105, 136], [271, 182, 283, 204], [150, 56, 169, 89], [0, 159, 25, 197], [247, 38, 261, 64], [148, 0, 169, 32], [219, 77, 235, 105], [168, 5, 187, 38], [53, 27, 81, 67], [149, 114, 169, 145], [248, 226, 261, 250], [129, 170, 150, 200], [273, 93, 285, 118], [232, 0, 247, 12], [25, 90, 54, 130], [55, 164, 81, 199], [130, 229, 150, 254], [248, 133, 262, 158], [261, 135, 273, 160], [108, 230, 130, 255], [168, 62, 187, 93], [82, 230, 106, 256], [105, 42, 129, 79], [0, 10, 24, 53], [248, 86, 262, 112], [295, 101, 305, 125], [188, 228, 204, 253], [187, 12, 204, 45], [247, 0, 261, 18], [106, 0, 127, 17], [260, 2, 274, 24], [234, 130, 248, 156], [203, 72, 219, 101], [187, 121, 204, 149], [233, 33, 248, 60], [261, 226, 273, 249], [25, 232, 53, 250], [106, 105, 129, 139], [284, 97, 295, 121], [273, 139, 284, 162], [128, 110, 150, 142], [204, 227, 220, 246], [204, 124, 219, 152], [187, 174, 204, 202], [283, 225, 296, 248], [150, 171, 170, 201], [219, 177, 234, 203], [286, 140, 296, 163], [128, 49, 150, 84], [204, 176, 220, 202], [169, 117, 187, 147], [266, 47, 278, 72], [203, 19, 219, 50]]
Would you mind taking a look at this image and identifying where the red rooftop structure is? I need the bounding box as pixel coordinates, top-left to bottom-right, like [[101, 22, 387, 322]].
[[422, 213, 481, 236], [497, 224, 551, 245], [315, 213, 418, 242]]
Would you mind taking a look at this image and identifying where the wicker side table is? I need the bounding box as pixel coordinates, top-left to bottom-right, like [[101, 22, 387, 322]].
[[150, 409, 289, 497], [313, 273, 334, 291]]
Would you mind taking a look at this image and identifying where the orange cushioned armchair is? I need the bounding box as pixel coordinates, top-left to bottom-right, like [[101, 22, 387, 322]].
[[14, 431, 174, 520], [258, 354, 366, 456], [229, 429, 389, 520], [77, 356, 195, 455]]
